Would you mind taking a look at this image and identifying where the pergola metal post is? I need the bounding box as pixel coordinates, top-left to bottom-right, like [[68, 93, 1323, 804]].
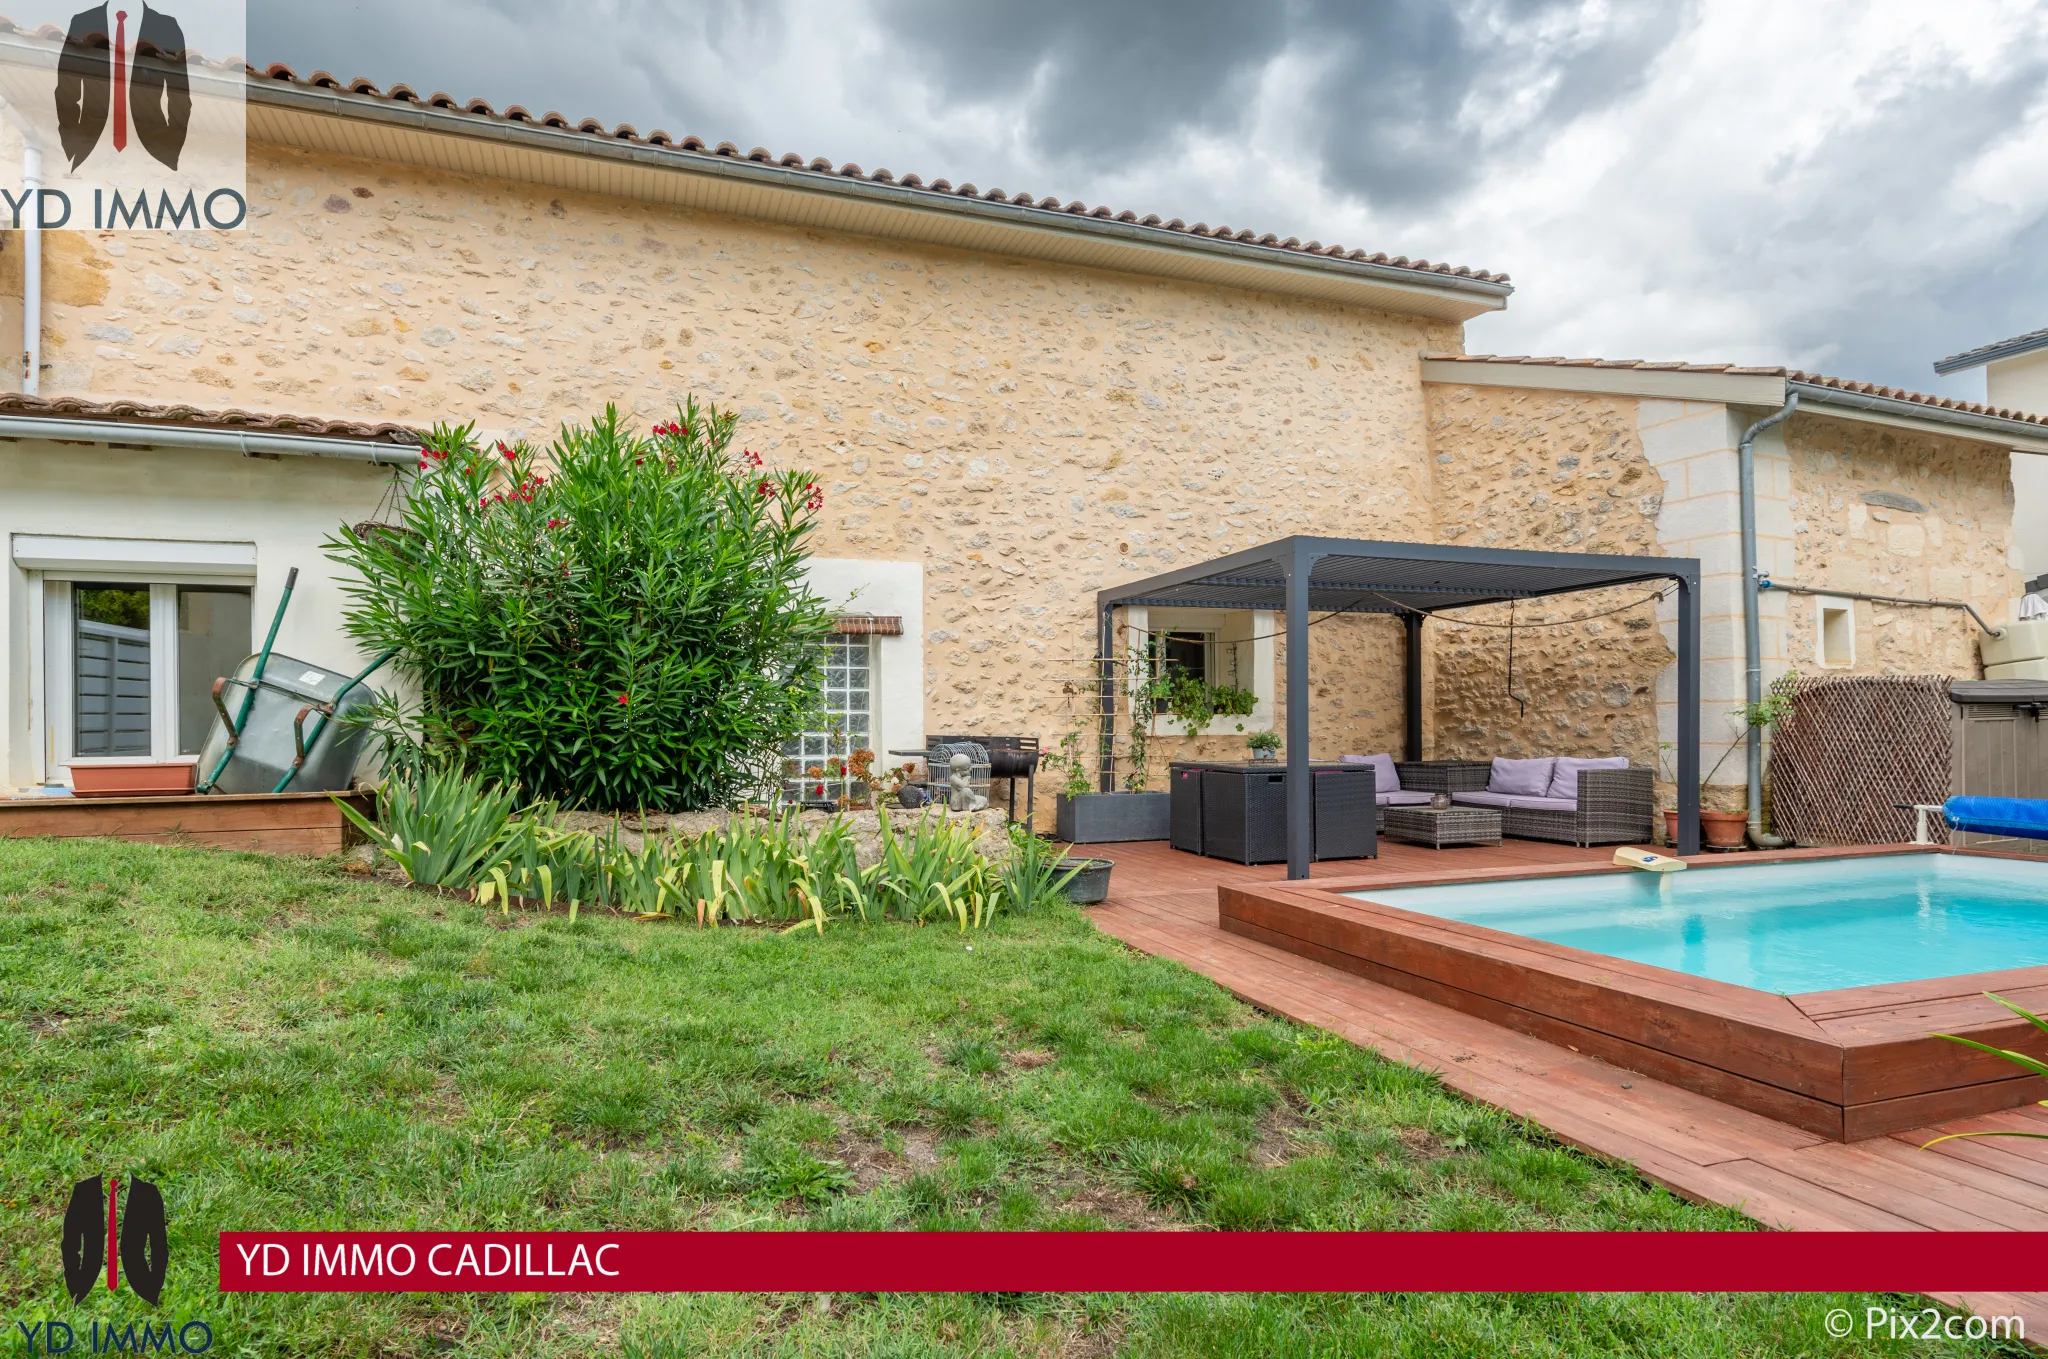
[[1674, 570, 1702, 856], [1096, 602, 1117, 792], [1403, 611, 1424, 762], [1284, 544, 1321, 879]]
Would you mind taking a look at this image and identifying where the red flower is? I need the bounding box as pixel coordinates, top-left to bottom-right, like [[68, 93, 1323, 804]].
[[635, 457, 644, 466], [418, 458, 429, 470], [803, 482, 824, 511], [616, 692, 630, 705], [498, 442, 517, 462], [547, 518, 564, 529], [740, 448, 763, 468], [757, 479, 775, 497]]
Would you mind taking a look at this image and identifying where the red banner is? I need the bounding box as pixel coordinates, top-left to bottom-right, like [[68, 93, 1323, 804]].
[[218, 1232, 2048, 1293]]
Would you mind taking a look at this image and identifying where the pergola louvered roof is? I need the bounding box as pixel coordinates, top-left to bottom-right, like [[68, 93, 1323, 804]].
[[1098, 537, 1695, 616]]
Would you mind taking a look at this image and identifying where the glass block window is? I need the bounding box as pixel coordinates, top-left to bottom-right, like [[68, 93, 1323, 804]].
[[783, 634, 872, 804]]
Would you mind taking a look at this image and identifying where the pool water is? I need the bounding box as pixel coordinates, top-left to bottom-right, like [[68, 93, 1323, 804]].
[[1349, 854, 2048, 994]]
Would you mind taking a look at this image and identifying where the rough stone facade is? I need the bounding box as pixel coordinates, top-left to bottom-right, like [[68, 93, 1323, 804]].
[[1421, 384, 1672, 770], [1782, 415, 2018, 678], [9, 137, 2027, 824], [15, 143, 1458, 812]]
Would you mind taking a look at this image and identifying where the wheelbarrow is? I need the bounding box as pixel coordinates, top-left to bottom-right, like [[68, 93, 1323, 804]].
[[194, 568, 395, 795]]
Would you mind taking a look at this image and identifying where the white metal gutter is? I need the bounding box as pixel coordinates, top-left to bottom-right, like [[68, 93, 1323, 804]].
[[0, 413, 421, 463]]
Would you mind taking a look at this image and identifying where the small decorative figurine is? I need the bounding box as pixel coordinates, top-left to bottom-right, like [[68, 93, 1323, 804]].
[[947, 752, 987, 812]]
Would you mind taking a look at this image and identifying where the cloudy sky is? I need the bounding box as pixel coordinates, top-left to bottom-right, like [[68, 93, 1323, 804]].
[[252, 0, 2048, 400]]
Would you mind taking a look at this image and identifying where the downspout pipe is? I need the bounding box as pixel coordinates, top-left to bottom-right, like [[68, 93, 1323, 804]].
[[1739, 392, 1799, 849], [0, 97, 43, 396], [20, 141, 35, 395]]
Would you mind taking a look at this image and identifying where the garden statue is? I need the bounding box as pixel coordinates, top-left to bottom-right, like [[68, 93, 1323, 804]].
[[947, 752, 987, 812]]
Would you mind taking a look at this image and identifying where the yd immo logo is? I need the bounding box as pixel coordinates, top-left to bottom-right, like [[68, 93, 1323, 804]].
[[55, 3, 191, 171], [60, 1176, 168, 1306]]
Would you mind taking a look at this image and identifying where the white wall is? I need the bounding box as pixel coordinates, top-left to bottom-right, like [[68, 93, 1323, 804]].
[[1985, 352, 2048, 581], [1639, 400, 1781, 794], [3, 440, 394, 789], [801, 558, 925, 760]]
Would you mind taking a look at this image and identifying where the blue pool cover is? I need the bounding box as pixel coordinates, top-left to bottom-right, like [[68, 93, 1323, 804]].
[[1944, 796, 2048, 841], [1349, 853, 2048, 994]]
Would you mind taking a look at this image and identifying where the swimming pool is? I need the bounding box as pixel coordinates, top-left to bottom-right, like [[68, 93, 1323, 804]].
[[1350, 853, 2048, 994]]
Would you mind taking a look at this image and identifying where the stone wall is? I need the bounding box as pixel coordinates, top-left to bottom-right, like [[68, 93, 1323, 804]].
[[20, 142, 1457, 818], [1421, 383, 1672, 769], [1782, 415, 2018, 678]]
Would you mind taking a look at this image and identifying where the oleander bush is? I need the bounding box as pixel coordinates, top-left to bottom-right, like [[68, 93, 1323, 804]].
[[328, 400, 836, 812]]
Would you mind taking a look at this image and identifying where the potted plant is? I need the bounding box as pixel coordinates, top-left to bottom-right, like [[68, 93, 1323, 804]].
[[1244, 730, 1282, 762], [1659, 673, 1799, 850], [1047, 668, 1172, 843], [1155, 671, 1258, 738]]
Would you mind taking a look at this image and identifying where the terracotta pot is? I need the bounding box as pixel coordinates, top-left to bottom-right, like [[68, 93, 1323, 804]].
[[1662, 808, 1751, 850], [69, 760, 197, 799]]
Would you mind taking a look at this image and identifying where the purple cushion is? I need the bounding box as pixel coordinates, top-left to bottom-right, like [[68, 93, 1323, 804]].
[[1545, 756, 1629, 801], [1341, 753, 1399, 792], [1487, 756, 1555, 797], [1454, 791, 1581, 813], [1377, 789, 1435, 806], [1506, 795, 1580, 812]]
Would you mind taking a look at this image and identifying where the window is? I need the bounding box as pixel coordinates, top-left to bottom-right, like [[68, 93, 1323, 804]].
[[73, 586, 151, 757], [1156, 629, 1215, 683], [43, 579, 254, 771], [1817, 597, 1855, 669], [177, 587, 255, 754], [783, 633, 872, 804]]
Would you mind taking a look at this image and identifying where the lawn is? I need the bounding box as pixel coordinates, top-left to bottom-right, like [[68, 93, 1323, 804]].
[[0, 837, 2023, 1357]]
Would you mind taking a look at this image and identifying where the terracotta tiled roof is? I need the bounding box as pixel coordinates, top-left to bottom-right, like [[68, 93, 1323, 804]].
[[250, 63, 1508, 288], [1784, 370, 2048, 427], [0, 392, 419, 442], [1425, 353, 2048, 428], [1933, 327, 2048, 375]]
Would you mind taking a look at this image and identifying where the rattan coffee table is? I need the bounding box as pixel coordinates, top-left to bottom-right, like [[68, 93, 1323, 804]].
[[1381, 804, 1503, 849]]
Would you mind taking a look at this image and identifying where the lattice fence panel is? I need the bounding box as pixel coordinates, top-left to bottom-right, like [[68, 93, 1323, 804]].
[[1769, 675, 1952, 846]]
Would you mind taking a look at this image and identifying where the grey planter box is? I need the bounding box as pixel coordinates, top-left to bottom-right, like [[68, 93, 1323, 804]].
[[1056, 791, 1171, 843]]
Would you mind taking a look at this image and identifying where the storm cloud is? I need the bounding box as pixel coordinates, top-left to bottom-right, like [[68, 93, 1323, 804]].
[[251, 0, 2048, 399]]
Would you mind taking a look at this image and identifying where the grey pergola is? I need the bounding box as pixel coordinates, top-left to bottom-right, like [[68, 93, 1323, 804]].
[[1096, 536, 1703, 877]]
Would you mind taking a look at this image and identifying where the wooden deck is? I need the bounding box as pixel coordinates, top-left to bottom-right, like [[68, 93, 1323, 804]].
[[1086, 838, 2048, 1331]]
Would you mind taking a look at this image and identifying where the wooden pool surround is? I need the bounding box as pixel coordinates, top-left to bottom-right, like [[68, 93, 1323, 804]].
[[1219, 845, 2048, 1142]]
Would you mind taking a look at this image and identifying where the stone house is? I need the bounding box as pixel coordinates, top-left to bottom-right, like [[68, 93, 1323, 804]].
[[5, 65, 2045, 818]]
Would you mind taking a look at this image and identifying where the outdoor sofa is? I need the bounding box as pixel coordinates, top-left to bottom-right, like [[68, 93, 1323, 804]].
[[1344, 754, 1655, 847]]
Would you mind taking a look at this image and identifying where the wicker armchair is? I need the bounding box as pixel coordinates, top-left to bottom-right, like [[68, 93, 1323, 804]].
[[1395, 760, 1654, 847]]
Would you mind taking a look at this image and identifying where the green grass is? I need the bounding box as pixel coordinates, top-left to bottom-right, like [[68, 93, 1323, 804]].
[[0, 837, 2023, 1357]]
